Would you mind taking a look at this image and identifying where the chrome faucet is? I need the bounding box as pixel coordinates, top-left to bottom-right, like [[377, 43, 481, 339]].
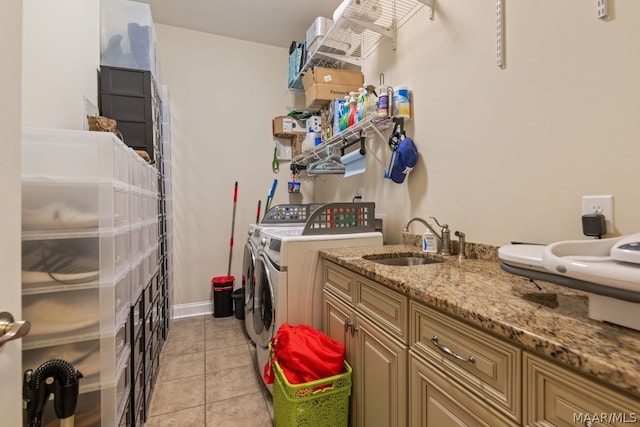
[[455, 230, 466, 260], [402, 216, 453, 256]]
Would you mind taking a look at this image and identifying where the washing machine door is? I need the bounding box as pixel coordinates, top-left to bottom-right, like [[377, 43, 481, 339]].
[[242, 241, 257, 343], [253, 254, 277, 350], [242, 242, 256, 317]]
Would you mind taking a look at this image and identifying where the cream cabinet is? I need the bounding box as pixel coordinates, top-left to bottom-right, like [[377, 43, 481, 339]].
[[524, 352, 640, 427], [410, 351, 515, 427], [323, 262, 408, 427], [322, 258, 640, 427], [410, 301, 521, 426]]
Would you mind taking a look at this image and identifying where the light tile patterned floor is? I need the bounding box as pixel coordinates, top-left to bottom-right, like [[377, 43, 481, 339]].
[[145, 315, 273, 426]]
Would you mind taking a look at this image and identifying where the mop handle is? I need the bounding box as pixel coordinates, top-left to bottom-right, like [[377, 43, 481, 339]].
[[228, 181, 238, 276], [256, 200, 261, 224]]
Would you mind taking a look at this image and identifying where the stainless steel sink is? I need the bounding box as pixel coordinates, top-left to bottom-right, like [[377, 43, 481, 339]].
[[363, 255, 442, 266]]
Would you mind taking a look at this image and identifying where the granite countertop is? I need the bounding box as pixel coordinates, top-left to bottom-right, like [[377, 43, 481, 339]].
[[319, 243, 640, 397]]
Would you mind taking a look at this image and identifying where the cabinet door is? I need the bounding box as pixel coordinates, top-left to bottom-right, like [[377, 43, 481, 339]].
[[354, 314, 408, 427], [410, 352, 516, 427], [524, 352, 640, 427], [323, 290, 356, 425], [323, 289, 352, 353]]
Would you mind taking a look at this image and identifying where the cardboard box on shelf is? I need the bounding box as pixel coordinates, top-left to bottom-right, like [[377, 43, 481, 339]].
[[272, 116, 306, 138], [301, 67, 364, 111], [274, 132, 305, 160], [292, 133, 305, 158]]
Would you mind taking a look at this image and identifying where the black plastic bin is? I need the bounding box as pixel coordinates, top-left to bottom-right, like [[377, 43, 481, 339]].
[[211, 276, 234, 318], [231, 288, 244, 320]]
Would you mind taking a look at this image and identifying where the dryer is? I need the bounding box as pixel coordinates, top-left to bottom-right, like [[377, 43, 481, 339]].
[[240, 204, 318, 345]]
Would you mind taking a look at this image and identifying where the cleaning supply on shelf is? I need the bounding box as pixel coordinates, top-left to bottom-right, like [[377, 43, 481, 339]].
[[302, 130, 316, 153], [364, 84, 377, 118], [347, 92, 358, 127], [356, 87, 366, 122], [378, 86, 389, 117], [333, 98, 347, 136], [393, 86, 411, 119]]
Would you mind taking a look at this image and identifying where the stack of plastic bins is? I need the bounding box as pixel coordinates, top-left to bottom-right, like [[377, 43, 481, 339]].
[[21, 128, 133, 426], [142, 161, 161, 419], [128, 152, 150, 426], [160, 84, 174, 337], [100, 0, 159, 83]]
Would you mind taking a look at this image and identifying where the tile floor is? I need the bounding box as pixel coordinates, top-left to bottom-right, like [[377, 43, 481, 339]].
[[145, 315, 274, 426]]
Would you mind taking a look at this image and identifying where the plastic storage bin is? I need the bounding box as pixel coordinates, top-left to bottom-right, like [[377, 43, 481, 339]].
[[273, 360, 352, 427], [101, 0, 159, 79]]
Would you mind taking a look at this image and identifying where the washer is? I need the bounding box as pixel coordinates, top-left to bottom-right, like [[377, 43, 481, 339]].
[[254, 226, 382, 393]]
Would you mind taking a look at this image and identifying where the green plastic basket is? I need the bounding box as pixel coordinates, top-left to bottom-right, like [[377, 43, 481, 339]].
[[273, 359, 352, 427]]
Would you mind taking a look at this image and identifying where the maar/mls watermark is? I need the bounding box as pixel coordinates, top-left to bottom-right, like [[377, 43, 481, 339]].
[[573, 412, 638, 424]]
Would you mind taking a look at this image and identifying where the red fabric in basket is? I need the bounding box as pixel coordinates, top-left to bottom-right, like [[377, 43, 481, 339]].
[[263, 323, 345, 385]]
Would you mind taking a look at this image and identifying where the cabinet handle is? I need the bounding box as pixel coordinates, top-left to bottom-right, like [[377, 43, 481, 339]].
[[350, 322, 359, 337], [431, 336, 475, 364], [344, 320, 350, 333]]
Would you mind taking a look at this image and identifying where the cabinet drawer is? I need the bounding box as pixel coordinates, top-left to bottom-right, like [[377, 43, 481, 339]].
[[324, 261, 356, 304], [411, 302, 521, 422], [356, 276, 409, 344], [410, 351, 516, 427], [524, 352, 640, 426]]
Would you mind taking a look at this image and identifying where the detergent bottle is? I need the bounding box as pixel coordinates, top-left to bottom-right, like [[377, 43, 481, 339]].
[[356, 87, 366, 122], [339, 96, 350, 132], [347, 92, 357, 127]]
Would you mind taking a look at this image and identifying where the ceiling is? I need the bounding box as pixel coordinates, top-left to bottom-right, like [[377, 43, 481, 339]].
[[134, 0, 344, 49]]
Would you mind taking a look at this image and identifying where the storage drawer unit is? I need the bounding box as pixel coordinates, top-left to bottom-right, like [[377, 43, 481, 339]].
[[99, 65, 162, 162], [410, 301, 522, 422], [21, 128, 166, 427], [324, 261, 357, 304], [410, 351, 516, 427], [356, 275, 409, 344]]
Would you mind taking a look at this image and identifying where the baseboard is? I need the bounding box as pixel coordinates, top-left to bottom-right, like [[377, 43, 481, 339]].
[[172, 300, 212, 319]]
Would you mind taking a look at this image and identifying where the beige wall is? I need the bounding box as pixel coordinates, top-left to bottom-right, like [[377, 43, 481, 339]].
[[22, 0, 100, 129], [155, 25, 306, 306], [157, 1, 640, 308], [314, 0, 640, 246]]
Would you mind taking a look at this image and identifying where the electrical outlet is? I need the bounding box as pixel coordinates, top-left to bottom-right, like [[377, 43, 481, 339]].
[[356, 188, 364, 201], [596, 0, 608, 19], [582, 195, 614, 234]]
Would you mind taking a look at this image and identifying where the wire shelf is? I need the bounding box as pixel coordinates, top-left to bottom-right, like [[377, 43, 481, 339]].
[[290, 115, 393, 173], [291, 0, 426, 88]]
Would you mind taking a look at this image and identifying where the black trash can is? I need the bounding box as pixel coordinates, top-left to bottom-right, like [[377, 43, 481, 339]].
[[231, 288, 244, 320], [211, 276, 234, 318]]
